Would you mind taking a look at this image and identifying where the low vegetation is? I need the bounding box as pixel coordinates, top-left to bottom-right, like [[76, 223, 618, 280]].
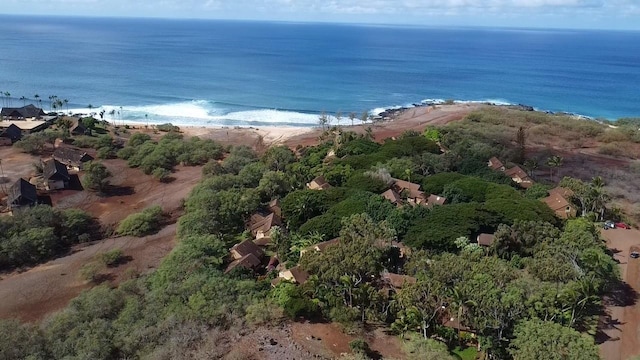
[[116, 206, 164, 237], [1, 108, 632, 359], [0, 206, 97, 269]]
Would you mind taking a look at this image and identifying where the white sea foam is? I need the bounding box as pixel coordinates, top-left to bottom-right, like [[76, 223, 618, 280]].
[[68, 100, 346, 127]]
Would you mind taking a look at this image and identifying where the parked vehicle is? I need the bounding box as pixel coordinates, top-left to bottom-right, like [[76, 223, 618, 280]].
[[631, 251, 639, 259], [616, 222, 631, 229], [603, 220, 616, 230]]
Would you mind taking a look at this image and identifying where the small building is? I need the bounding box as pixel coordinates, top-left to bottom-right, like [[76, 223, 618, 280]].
[[224, 253, 263, 274], [268, 198, 282, 217], [53, 147, 94, 171], [476, 233, 495, 247], [230, 239, 264, 261], [488, 157, 505, 171], [7, 178, 38, 209], [43, 159, 70, 190], [71, 122, 91, 136], [381, 189, 403, 207], [0, 123, 22, 143], [381, 271, 417, 289], [391, 178, 426, 205], [306, 175, 331, 190], [300, 238, 340, 257], [504, 166, 534, 189], [426, 194, 447, 207], [278, 265, 310, 285], [225, 239, 265, 274], [542, 190, 577, 219], [248, 212, 282, 246], [1, 105, 46, 120]]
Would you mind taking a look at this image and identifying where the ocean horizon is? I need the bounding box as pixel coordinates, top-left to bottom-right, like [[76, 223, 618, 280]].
[[1, 15, 639, 127]]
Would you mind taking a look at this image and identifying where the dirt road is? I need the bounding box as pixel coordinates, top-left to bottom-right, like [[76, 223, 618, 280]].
[[600, 228, 640, 360]]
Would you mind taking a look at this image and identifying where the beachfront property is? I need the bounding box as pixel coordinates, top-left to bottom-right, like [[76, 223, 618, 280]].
[[7, 178, 38, 210], [1, 105, 46, 120], [0, 123, 22, 144], [43, 159, 71, 191]]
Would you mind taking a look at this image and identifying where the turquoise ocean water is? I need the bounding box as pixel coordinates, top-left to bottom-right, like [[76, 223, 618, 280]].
[[0, 15, 639, 126]]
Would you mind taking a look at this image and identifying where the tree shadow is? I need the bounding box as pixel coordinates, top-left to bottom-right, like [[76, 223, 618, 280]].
[[102, 185, 134, 197], [595, 313, 623, 344], [605, 279, 638, 307]]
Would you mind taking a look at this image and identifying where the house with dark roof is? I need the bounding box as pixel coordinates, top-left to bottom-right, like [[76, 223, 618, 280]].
[[307, 175, 331, 190], [53, 147, 94, 171], [542, 189, 577, 219], [7, 178, 38, 209], [504, 166, 534, 189], [71, 122, 91, 136], [248, 211, 282, 246], [0, 124, 22, 144], [43, 159, 70, 190], [477, 233, 495, 247], [426, 194, 447, 207], [488, 157, 505, 171], [1, 105, 45, 120]]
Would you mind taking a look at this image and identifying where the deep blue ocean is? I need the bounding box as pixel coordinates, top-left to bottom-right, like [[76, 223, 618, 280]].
[[0, 15, 639, 126]]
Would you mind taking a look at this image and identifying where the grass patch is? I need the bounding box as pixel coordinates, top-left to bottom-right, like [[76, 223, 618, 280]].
[[452, 346, 478, 360]]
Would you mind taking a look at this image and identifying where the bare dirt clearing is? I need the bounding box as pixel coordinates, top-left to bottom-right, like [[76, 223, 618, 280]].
[[0, 224, 176, 322], [599, 228, 640, 360]]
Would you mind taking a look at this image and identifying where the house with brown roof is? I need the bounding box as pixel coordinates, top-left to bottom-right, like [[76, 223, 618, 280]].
[[230, 239, 264, 260], [381, 271, 416, 289], [426, 194, 447, 207], [488, 157, 505, 171], [225, 240, 265, 274], [277, 265, 310, 285], [542, 190, 577, 219], [53, 147, 94, 171], [306, 175, 331, 190], [504, 166, 534, 189], [381, 189, 403, 207], [300, 238, 340, 257], [43, 159, 70, 190], [391, 178, 426, 205], [476, 233, 495, 247], [225, 253, 263, 274], [7, 178, 38, 209], [71, 121, 91, 136], [268, 198, 282, 217]]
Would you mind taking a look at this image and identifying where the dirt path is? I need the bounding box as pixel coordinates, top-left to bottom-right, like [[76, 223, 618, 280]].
[[600, 228, 640, 360]]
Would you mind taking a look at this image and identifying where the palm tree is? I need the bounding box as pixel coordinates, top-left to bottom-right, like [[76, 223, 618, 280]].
[[590, 176, 609, 220], [523, 158, 539, 178], [34, 94, 42, 109], [49, 95, 57, 111], [447, 286, 476, 344], [546, 155, 563, 182], [20, 96, 26, 106], [63, 99, 69, 113], [4, 92, 11, 107]]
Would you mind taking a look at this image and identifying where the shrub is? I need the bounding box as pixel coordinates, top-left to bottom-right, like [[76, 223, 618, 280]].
[[117, 206, 164, 237], [156, 123, 180, 132], [98, 249, 125, 267], [79, 262, 105, 283], [82, 161, 111, 193], [598, 143, 626, 157]]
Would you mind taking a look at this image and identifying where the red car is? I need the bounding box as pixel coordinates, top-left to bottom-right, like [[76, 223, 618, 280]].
[[616, 222, 631, 229]]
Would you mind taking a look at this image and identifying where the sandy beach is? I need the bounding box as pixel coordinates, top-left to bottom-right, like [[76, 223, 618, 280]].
[[120, 103, 484, 148]]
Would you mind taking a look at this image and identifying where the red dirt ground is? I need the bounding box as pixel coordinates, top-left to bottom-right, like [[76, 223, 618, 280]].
[[0, 224, 176, 322], [599, 228, 640, 360]]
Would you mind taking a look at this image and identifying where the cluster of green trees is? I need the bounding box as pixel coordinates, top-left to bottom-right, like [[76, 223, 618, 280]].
[[0, 206, 97, 269], [0, 120, 616, 359], [116, 206, 165, 237], [117, 132, 225, 181]]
